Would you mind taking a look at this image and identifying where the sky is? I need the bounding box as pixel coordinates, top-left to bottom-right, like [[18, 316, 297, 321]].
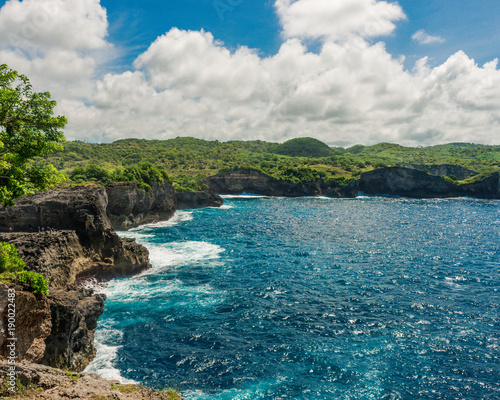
[[0, 0, 499, 147]]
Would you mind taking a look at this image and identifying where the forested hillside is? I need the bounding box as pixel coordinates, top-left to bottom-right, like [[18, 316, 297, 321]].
[[44, 137, 500, 192]]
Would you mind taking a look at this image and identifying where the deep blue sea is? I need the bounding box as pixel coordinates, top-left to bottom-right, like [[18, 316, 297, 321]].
[[86, 196, 500, 399]]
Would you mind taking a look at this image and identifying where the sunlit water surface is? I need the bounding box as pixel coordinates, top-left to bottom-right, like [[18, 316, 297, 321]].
[[86, 196, 500, 399]]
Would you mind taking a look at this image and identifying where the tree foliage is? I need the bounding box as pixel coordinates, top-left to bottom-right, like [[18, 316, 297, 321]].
[[0, 241, 49, 295], [0, 64, 66, 206], [70, 161, 171, 190], [45, 137, 500, 192]]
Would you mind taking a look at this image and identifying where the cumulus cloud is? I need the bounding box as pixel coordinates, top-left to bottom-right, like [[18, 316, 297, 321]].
[[412, 29, 445, 45], [1, 0, 499, 147], [275, 0, 406, 41], [0, 0, 110, 100]]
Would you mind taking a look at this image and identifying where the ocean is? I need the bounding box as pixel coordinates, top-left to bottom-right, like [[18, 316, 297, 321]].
[[85, 196, 500, 399]]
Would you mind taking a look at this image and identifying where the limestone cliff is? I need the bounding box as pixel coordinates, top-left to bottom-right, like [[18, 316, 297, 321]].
[[176, 190, 224, 210], [106, 181, 176, 230], [0, 185, 150, 287], [0, 185, 150, 372], [204, 169, 324, 197], [204, 167, 500, 200], [346, 167, 500, 198], [0, 284, 104, 372]]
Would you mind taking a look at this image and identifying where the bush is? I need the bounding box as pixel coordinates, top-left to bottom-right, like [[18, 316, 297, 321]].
[[0, 242, 49, 295]]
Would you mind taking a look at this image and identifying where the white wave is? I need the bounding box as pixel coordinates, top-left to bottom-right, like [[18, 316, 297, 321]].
[[119, 211, 194, 236], [218, 204, 234, 209], [84, 325, 137, 384], [220, 194, 268, 199], [146, 241, 225, 272]]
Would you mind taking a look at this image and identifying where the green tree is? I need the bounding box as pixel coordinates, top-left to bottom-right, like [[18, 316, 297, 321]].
[[0, 64, 67, 206], [0, 241, 49, 295]]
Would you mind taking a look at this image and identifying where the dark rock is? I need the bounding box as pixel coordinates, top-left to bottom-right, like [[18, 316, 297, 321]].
[[0, 185, 151, 287], [0, 284, 105, 372], [42, 288, 106, 372], [0, 284, 52, 364], [401, 163, 478, 180], [176, 190, 224, 210], [106, 181, 176, 230], [348, 167, 500, 199], [204, 169, 323, 197]]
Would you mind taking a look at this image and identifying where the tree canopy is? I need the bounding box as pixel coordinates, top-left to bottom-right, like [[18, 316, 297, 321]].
[[0, 64, 67, 206]]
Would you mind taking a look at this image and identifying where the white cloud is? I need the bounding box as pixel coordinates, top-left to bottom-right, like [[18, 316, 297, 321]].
[[1, 0, 499, 147], [412, 29, 445, 45], [275, 0, 406, 41], [0, 0, 108, 51]]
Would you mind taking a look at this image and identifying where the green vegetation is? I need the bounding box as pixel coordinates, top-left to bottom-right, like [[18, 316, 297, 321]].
[[69, 161, 171, 190], [0, 64, 66, 206], [110, 383, 138, 393], [272, 137, 334, 157], [161, 387, 183, 400], [0, 242, 49, 295], [44, 137, 500, 192], [64, 371, 81, 381]]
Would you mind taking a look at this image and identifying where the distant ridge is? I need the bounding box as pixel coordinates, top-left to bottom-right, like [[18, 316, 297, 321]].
[[272, 137, 333, 158]]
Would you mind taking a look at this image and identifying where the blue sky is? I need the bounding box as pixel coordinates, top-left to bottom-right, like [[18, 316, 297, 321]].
[[100, 0, 500, 71], [0, 0, 499, 146]]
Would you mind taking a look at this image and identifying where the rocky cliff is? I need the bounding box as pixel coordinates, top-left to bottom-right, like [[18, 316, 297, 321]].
[[401, 163, 478, 180], [0, 185, 151, 287], [204, 169, 325, 197], [204, 167, 500, 200], [0, 185, 152, 372], [346, 167, 500, 198], [176, 190, 224, 210], [106, 181, 176, 230], [0, 284, 104, 371]]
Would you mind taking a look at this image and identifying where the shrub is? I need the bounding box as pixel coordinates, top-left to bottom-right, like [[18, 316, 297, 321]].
[[0, 242, 49, 295]]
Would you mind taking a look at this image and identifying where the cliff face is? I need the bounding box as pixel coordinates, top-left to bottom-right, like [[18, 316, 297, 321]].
[[176, 190, 224, 210], [401, 164, 478, 180], [204, 167, 500, 200], [348, 167, 500, 198], [0, 284, 52, 364], [0, 185, 150, 287], [0, 285, 104, 372], [42, 288, 106, 371], [106, 181, 176, 230], [204, 169, 324, 197]]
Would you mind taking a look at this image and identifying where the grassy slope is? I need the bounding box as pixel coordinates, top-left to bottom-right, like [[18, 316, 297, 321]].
[[44, 138, 500, 191]]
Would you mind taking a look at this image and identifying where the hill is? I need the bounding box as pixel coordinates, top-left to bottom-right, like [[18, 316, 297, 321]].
[[271, 137, 334, 157], [42, 138, 500, 191]]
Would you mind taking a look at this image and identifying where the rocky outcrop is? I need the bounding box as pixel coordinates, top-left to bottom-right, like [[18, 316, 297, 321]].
[[205, 167, 500, 200], [0, 284, 52, 364], [0, 360, 183, 399], [106, 181, 176, 230], [176, 190, 224, 209], [0, 284, 104, 372], [0, 185, 150, 287], [204, 169, 324, 197], [401, 164, 478, 180], [345, 167, 500, 198], [42, 288, 106, 371]]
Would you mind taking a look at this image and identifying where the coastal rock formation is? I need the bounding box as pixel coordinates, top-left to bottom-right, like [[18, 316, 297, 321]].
[[42, 288, 106, 371], [402, 164, 478, 180], [0, 285, 104, 372], [346, 167, 500, 198], [204, 169, 323, 197], [0, 284, 52, 364], [176, 190, 224, 209], [0, 185, 150, 287], [0, 360, 181, 399], [106, 181, 176, 230]]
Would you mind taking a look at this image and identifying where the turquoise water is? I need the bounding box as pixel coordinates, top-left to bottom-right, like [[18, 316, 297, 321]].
[[86, 196, 500, 399]]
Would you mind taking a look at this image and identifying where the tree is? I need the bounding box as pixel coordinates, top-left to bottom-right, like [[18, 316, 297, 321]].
[[0, 64, 67, 206]]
